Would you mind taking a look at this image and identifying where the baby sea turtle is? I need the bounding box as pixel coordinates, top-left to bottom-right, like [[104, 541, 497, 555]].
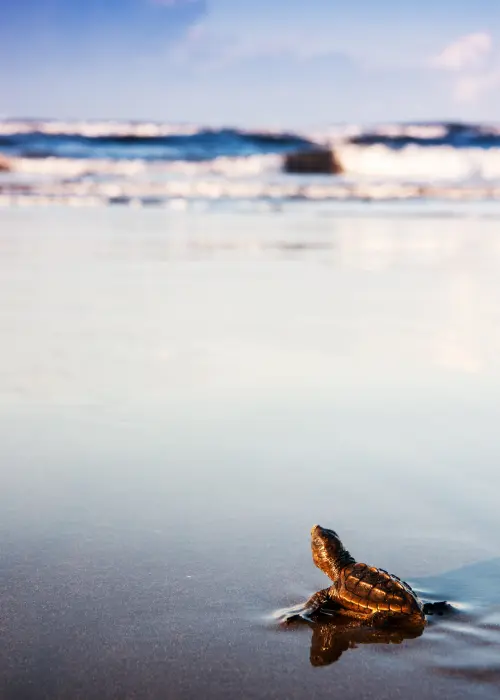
[[287, 525, 449, 627]]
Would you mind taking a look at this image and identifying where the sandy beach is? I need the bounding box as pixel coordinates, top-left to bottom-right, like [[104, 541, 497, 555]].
[[1, 204, 500, 699]]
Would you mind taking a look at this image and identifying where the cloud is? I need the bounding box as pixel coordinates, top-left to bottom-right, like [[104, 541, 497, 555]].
[[431, 32, 492, 71], [167, 24, 349, 71], [430, 32, 500, 103]]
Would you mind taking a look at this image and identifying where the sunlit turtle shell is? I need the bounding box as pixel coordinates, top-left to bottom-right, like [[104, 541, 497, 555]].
[[336, 562, 423, 615]]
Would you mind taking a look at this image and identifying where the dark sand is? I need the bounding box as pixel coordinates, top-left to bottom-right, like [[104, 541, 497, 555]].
[[1, 206, 500, 699]]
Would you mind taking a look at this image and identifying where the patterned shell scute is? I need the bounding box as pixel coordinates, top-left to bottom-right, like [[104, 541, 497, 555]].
[[338, 562, 422, 614]]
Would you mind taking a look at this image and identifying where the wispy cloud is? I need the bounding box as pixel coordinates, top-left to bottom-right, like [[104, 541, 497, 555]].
[[431, 32, 499, 102], [167, 24, 349, 70], [431, 32, 492, 71]]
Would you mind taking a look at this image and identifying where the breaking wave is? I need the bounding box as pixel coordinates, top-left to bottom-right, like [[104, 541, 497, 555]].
[[2, 119, 500, 206]]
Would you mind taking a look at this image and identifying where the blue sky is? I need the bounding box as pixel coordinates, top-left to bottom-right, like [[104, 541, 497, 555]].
[[2, 0, 500, 125]]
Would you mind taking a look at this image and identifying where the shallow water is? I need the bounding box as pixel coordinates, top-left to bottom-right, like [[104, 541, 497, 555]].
[[1, 206, 500, 699]]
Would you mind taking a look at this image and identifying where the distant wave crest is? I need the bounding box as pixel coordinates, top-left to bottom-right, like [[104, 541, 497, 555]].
[[0, 121, 314, 161]]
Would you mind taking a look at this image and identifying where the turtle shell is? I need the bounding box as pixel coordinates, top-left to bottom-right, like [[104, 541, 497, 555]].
[[336, 562, 423, 615]]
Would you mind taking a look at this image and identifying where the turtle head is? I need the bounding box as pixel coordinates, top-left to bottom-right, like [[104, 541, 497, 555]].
[[310, 525, 354, 580]]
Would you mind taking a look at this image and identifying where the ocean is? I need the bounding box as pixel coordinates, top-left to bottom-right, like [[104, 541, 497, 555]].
[[2, 119, 500, 207]]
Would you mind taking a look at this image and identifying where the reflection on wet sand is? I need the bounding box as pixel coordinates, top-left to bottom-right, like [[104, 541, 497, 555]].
[[289, 614, 424, 667]]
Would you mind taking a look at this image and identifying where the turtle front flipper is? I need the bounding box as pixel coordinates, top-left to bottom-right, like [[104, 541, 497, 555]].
[[281, 587, 334, 623]]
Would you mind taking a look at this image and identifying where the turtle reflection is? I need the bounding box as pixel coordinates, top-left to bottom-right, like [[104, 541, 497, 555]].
[[304, 615, 423, 667]]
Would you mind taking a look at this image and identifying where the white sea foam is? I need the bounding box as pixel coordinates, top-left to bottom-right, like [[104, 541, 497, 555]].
[[0, 119, 299, 139], [335, 144, 500, 182], [304, 123, 451, 145], [306, 121, 500, 146], [0, 120, 202, 137], [9, 157, 147, 177], [5, 153, 281, 178], [7, 146, 500, 183], [2, 174, 500, 206]]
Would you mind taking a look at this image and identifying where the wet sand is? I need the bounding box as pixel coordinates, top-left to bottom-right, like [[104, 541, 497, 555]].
[[1, 205, 500, 699]]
